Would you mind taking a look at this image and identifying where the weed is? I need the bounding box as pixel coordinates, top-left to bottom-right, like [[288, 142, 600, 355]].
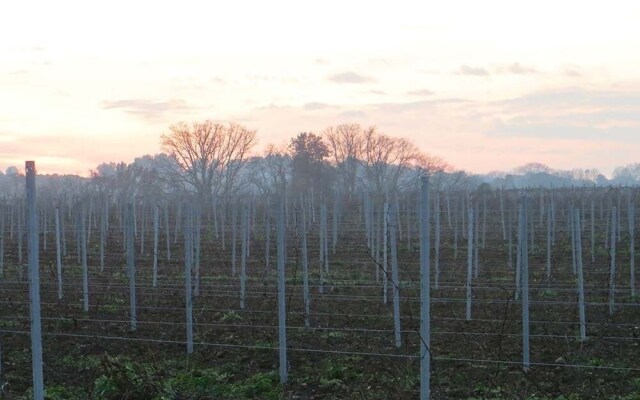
[[219, 310, 243, 323]]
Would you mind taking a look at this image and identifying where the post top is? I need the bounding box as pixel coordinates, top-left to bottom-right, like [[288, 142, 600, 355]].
[[25, 161, 36, 174]]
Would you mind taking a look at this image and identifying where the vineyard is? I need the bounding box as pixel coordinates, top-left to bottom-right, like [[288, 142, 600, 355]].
[[1, 170, 640, 399]]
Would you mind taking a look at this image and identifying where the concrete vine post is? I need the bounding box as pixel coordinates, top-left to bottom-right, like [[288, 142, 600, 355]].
[[628, 197, 635, 297], [570, 207, 577, 275], [508, 206, 513, 270], [42, 206, 48, 252], [382, 202, 389, 304], [152, 204, 159, 287], [140, 204, 147, 255], [515, 203, 522, 302], [246, 200, 252, 259], [546, 199, 552, 282], [610, 207, 618, 315], [395, 193, 402, 241], [466, 207, 474, 320], [550, 190, 556, 246], [277, 196, 288, 383], [240, 205, 248, 310], [605, 203, 610, 250], [319, 204, 328, 292], [61, 203, 67, 257], [481, 192, 487, 249], [453, 196, 459, 260], [100, 200, 106, 272], [26, 161, 44, 400], [193, 206, 201, 297], [446, 189, 452, 230], [461, 192, 467, 240], [265, 204, 271, 271], [126, 202, 137, 331], [500, 188, 506, 240], [75, 210, 81, 267], [0, 208, 4, 277], [332, 190, 339, 255], [529, 200, 535, 251], [132, 199, 137, 238], [591, 200, 596, 263], [55, 208, 62, 299], [300, 204, 310, 328], [389, 202, 402, 349], [434, 192, 441, 289], [519, 196, 530, 370], [18, 202, 24, 269], [164, 202, 171, 261], [474, 201, 480, 278], [419, 176, 431, 400], [184, 203, 194, 354], [212, 199, 219, 241], [617, 194, 622, 242], [373, 203, 380, 283], [574, 209, 587, 342], [81, 207, 89, 312], [231, 203, 237, 277], [406, 193, 412, 250]]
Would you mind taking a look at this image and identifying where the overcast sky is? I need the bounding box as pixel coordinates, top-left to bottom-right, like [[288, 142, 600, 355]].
[[1, 0, 639, 176]]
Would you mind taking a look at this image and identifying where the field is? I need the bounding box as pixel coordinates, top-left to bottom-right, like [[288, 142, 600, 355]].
[[1, 186, 639, 399]]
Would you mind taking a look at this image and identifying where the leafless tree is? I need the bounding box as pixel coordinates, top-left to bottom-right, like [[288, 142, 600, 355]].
[[360, 128, 421, 195], [264, 144, 291, 193], [403, 151, 453, 190], [247, 144, 291, 195], [160, 121, 257, 203], [324, 123, 367, 199]]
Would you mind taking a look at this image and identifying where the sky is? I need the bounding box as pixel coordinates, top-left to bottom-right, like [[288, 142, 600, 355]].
[[1, 0, 639, 177]]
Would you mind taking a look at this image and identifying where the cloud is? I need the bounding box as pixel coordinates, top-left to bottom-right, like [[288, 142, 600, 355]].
[[101, 99, 194, 121], [257, 103, 290, 111], [407, 89, 435, 96], [0, 131, 15, 142], [457, 62, 541, 77], [499, 87, 640, 108], [486, 122, 639, 141], [457, 65, 490, 76], [367, 58, 391, 66], [9, 69, 29, 76], [210, 76, 226, 84], [373, 98, 470, 114], [338, 110, 367, 118], [370, 90, 386, 95], [216, 83, 640, 178], [53, 89, 70, 97], [303, 102, 333, 110], [485, 86, 640, 142], [327, 71, 375, 84], [563, 66, 582, 77], [497, 63, 538, 75]]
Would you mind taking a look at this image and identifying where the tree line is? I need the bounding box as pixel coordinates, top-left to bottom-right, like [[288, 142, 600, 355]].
[[96, 122, 453, 204], [1, 121, 640, 200]]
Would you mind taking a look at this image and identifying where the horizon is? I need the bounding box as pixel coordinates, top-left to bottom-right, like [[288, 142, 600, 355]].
[[2, 1, 639, 177]]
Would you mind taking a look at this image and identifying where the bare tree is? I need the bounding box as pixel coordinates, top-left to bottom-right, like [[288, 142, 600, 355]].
[[160, 121, 257, 203], [360, 129, 421, 194], [264, 144, 291, 193], [324, 123, 366, 199], [247, 144, 292, 195], [403, 152, 452, 190]]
